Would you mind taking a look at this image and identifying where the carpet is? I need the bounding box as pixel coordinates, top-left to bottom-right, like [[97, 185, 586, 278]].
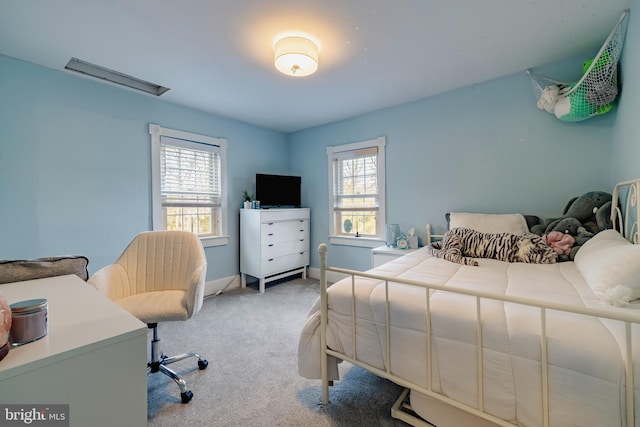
[[146, 277, 409, 426]]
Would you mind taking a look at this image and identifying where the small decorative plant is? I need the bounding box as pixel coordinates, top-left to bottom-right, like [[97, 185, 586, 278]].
[[242, 190, 253, 202], [242, 190, 253, 209]]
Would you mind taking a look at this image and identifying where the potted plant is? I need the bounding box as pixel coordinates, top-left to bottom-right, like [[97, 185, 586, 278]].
[[242, 190, 253, 209]]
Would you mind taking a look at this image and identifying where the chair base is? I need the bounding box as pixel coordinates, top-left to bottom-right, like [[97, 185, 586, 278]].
[[147, 323, 208, 403]]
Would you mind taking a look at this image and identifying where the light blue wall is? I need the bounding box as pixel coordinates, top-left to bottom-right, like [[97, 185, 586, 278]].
[[613, 2, 640, 184], [4, 6, 636, 279], [0, 54, 288, 280], [289, 61, 615, 271]]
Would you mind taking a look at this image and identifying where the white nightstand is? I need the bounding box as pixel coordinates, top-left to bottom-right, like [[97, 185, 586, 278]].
[[371, 245, 418, 268]]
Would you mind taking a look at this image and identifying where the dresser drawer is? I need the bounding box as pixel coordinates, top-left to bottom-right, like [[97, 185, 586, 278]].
[[261, 220, 308, 243], [259, 209, 309, 222], [262, 239, 307, 259], [261, 251, 309, 276]]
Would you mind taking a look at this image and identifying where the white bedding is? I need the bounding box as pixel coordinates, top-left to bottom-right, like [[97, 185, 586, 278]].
[[298, 247, 640, 426]]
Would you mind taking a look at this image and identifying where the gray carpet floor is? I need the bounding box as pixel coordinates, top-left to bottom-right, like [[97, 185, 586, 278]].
[[146, 277, 410, 426]]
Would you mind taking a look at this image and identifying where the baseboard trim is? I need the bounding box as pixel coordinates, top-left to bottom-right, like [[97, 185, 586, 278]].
[[204, 275, 241, 296], [207, 268, 344, 295]]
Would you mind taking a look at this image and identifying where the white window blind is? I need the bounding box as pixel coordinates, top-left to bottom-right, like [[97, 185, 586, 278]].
[[326, 137, 386, 246], [160, 136, 221, 209], [332, 146, 379, 213], [150, 123, 229, 247]]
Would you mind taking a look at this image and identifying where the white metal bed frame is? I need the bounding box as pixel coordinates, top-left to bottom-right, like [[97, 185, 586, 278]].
[[317, 178, 640, 427]]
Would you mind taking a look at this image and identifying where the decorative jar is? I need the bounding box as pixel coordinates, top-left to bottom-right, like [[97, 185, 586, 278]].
[[10, 298, 48, 346], [386, 224, 400, 247]]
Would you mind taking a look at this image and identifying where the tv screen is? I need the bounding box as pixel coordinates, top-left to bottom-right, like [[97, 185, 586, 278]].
[[256, 174, 301, 208]]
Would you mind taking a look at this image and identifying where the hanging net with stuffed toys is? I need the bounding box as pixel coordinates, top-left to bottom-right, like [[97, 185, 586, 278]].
[[527, 9, 629, 122]]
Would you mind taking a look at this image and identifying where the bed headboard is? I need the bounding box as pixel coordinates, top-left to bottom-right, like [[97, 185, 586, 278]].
[[612, 178, 640, 244], [425, 223, 442, 246]]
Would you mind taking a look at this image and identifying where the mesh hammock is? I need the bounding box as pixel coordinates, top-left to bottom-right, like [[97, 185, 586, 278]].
[[528, 10, 629, 122]]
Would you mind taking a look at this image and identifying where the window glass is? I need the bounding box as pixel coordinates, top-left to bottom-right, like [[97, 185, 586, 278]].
[[150, 124, 229, 247], [327, 137, 386, 247]]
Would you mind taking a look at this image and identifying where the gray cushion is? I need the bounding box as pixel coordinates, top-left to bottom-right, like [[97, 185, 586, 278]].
[[0, 256, 89, 284]]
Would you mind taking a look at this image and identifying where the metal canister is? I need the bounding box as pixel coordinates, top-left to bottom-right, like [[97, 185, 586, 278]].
[[9, 298, 48, 346]]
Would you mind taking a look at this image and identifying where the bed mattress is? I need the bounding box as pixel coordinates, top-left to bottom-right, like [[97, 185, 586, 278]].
[[298, 248, 640, 426]]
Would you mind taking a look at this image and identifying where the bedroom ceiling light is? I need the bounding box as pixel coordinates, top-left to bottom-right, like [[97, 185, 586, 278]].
[[273, 36, 318, 77], [64, 58, 170, 96]]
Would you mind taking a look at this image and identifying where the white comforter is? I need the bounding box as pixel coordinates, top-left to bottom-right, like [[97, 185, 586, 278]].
[[298, 248, 640, 427]]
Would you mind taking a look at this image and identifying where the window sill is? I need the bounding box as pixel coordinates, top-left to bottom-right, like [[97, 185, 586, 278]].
[[201, 235, 229, 248], [328, 235, 385, 248]]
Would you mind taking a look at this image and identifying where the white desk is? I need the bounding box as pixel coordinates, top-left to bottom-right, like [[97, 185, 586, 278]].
[[0, 274, 147, 427]]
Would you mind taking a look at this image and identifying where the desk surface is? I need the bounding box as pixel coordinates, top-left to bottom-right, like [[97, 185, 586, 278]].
[[0, 274, 146, 380]]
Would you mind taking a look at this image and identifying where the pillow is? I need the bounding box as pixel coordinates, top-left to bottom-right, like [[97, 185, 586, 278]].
[[448, 212, 530, 235], [574, 230, 640, 306], [0, 256, 89, 284]]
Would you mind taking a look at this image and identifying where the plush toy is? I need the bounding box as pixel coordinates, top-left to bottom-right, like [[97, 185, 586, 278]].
[[569, 226, 594, 259], [583, 53, 619, 107], [553, 86, 593, 121], [537, 85, 560, 113], [537, 217, 582, 235], [530, 191, 612, 260], [531, 191, 612, 235], [537, 218, 594, 261], [552, 53, 616, 121], [543, 231, 575, 256], [562, 191, 613, 234], [595, 200, 613, 231], [538, 218, 584, 261], [573, 226, 595, 247]]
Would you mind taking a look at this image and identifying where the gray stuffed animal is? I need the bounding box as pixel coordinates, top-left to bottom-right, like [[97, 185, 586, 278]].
[[537, 218, 592, 261], [561, 191, 613, 233], [531, 191, 613, 235], [530, 190, 612, 260]]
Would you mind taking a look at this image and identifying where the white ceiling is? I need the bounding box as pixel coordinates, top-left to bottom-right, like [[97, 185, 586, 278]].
[[0, 1, 631, 133]]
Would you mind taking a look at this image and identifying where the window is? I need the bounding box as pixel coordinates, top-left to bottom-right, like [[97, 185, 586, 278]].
[[327, 136, 386, 247], [149, 124, 229, 247]]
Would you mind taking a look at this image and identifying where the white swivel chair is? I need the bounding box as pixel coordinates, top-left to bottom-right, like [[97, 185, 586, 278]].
[[89, 230, 209, 403]]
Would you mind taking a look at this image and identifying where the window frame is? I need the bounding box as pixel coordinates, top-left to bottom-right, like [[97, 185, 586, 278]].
[[326, 136, 386, 248], [149, 123, 229, 247]]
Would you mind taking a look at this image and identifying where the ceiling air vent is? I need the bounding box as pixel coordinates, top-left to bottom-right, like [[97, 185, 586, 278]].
[[64, 58, 170, 96]]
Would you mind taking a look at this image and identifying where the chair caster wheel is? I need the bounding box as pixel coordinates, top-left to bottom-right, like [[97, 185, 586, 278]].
[[181, 390, 193, 403], [198, 359, 209, 370]]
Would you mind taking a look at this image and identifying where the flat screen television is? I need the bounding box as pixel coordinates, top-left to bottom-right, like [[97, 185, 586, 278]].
[[255, 174, 301, 208]]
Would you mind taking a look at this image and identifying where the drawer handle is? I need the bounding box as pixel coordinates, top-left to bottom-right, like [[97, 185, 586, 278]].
[[268, 258, 274, 262], [268, 222, 274, 225], [268, 233, 274, 236], [299, 229, 304, 232], [268, 244, 274, 247], [300, 239, 304, 242]]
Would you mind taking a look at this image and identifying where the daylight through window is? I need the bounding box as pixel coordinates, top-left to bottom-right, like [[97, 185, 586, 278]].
[[161, 140, 220, 237], [150, 124, 229, 247], [327, 137, 386, 246]]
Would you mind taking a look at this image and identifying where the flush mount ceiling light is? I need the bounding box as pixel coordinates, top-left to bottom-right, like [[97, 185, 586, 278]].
[[273, 36, 318, 77], [64, 57, 170, 96]]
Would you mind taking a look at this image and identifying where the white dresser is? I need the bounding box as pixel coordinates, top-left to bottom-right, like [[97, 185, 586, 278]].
[[240, 208, 310, 293]]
